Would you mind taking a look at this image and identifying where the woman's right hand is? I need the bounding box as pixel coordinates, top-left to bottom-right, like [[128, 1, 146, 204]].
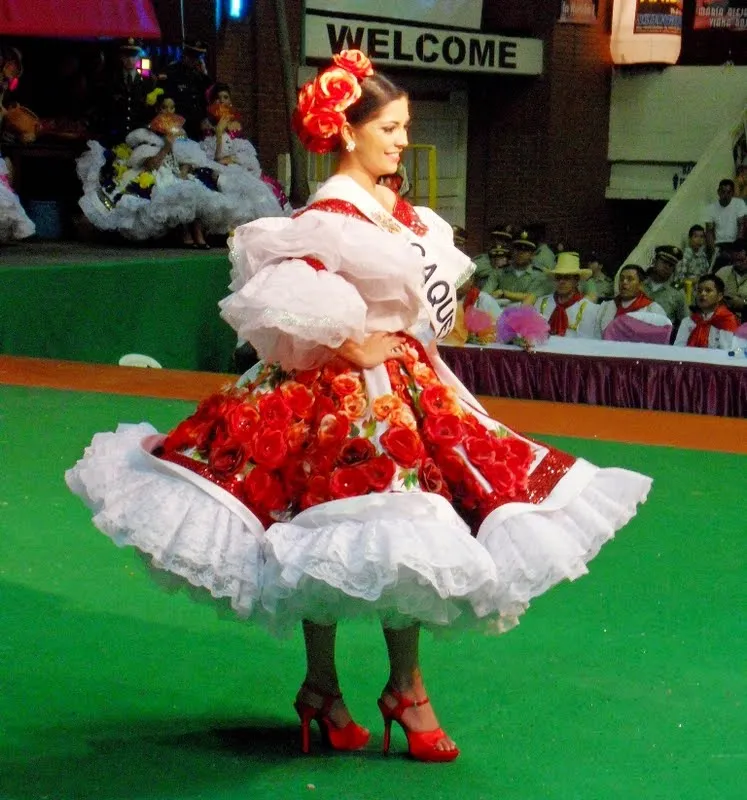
[[338, 332, 407, 369]]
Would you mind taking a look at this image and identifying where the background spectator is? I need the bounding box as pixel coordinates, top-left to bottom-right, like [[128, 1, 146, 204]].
[[581, 253, 614, 301], [644, 245, 688, 333], [528, 222, 556, 272], [716, 238, 747, 323], [533, 252, 598, 338], [595, 265, 672, 343], [491, 229, 552, 305], [675, 224, 713, 285], [480, 243, 510, 294], [474, 224, 513, 286], [163, 40, 213, 140], [673, 274, 739, 350], [95, 39, 154, 146], [705, 178, 747, 268]]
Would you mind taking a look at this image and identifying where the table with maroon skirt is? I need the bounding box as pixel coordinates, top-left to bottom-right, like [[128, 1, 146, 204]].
[[438, 338, 747, 418]]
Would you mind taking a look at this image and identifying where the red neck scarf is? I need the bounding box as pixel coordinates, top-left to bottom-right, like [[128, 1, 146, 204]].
[[548, 293, 584, 336], [463, 285, 480, 310], [614, 293, 652, 317], [686, 303, 739, 348]]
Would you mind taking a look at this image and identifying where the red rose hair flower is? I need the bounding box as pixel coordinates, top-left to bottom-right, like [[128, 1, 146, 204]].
[[292, 49, 374, 154], [332, 50, 374, 78]]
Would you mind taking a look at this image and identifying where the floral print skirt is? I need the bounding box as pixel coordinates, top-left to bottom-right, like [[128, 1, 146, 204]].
[[157, 337, 541, 535]]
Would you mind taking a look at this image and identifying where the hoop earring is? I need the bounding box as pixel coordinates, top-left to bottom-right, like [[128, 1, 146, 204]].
[[345, 140, 356, 153]]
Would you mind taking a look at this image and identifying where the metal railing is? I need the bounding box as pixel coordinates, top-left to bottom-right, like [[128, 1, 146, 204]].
[[308, 144, 439, 209]]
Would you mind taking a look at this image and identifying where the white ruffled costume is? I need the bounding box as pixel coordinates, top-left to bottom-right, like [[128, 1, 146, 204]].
[[0, 157, 35, 242], [66, 175, 651, 635], [200, 131, 293, 217], [77, 130, 286, 240]]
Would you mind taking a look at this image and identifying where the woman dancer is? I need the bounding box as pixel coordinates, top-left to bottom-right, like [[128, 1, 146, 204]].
[[200, 82, 292, 215], [67, 51, 651, 762], [0, 149, 35, 243], [0, 50, 35, 243]]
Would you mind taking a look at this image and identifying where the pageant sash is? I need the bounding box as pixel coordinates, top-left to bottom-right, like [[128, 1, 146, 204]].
[[313, 175, 471, 340]]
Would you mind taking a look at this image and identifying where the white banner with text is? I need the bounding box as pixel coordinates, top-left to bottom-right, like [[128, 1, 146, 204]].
[[305, 15, 543, 75]]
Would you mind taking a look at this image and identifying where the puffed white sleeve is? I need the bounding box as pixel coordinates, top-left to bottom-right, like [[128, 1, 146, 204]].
[[128, 143, 161, 169], [125, 129, 163, 169], [172, 138, 214, 168], [219, 217, 368, 370]]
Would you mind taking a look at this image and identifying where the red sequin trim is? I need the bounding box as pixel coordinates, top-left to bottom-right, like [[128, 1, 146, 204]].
[[297, 196, 429, 235], [302, 256, 327, 272], [157, 449, 247, 503], [393, 196, 429, 236], [493, 445, 576, 509], [295, 199, 368, 223]]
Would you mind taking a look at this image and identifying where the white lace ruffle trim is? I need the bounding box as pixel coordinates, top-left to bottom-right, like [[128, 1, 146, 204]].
[[66, 424, 651, 635]]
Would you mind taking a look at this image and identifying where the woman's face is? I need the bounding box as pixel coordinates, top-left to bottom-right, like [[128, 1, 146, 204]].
[[347, 96, 409, 178], [160, 97, 176, 114], [216, 90, 231, 105]]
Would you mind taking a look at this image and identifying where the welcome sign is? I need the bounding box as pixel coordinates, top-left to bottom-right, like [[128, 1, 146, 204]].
[[305, 15, 543, 75]]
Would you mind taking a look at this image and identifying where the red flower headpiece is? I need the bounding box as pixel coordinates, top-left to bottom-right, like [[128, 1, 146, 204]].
[[292, 50, 374, 155]]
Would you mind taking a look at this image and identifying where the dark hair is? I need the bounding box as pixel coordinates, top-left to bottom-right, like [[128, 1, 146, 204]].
[[718, 178, 735, 191], [155, 93, 175, 113], [688, 224, 705, 237], [620, 264, 647, 282], [697, 274, 725, 293], [346, 73, 407, 127], [208, 82, 231, 105]]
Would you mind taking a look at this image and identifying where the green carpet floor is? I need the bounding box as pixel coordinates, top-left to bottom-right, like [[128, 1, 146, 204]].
[[1, 386, 744, 800]]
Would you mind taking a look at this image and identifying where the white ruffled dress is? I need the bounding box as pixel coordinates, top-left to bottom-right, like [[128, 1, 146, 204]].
[[67, 178, 651, 635], [77, 131, 286, 240], [200, 132, 293, 218], [0, 157, 35, 242]]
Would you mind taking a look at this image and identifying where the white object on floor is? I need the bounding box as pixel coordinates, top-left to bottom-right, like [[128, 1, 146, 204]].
[[118, 353, 163, 368]]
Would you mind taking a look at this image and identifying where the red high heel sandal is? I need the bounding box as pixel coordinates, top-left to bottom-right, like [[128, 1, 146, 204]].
[[378, 688, 459, 763], [294, 686, 370, 754]]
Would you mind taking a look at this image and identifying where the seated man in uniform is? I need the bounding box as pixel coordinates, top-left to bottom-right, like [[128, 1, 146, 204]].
[[644, 245, 688, 332], [595, 265, 672, 343], [716, 238, 747, 324], [534, 252, 598, 338], [491, 229, 553, 306], [673, 274, 740, 350], [528, 222, 556, 272], [581, 253, 614, 302], [480, 242, 511, 295], [473, 224, 513, 287]]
